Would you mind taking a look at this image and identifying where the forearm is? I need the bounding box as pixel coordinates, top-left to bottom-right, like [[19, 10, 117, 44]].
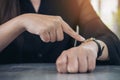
[[0, 17, 25, 52], [97, 35, 120, 65], [0, 13, 84, 52]]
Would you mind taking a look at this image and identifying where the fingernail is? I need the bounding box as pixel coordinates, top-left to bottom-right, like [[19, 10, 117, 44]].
[[79, 36, 85, 41], [81, 37, 85, 41]]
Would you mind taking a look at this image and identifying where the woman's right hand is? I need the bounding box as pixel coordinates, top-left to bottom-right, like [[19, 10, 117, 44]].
[[18, 13, 85, 42]]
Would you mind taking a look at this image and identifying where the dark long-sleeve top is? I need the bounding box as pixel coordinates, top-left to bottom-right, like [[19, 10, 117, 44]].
[[0, 0, 120, 65]]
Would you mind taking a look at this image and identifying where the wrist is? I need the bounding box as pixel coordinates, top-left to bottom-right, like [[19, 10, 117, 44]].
[[81, 38, 104, 59], [77, 38, 98, 59], [15, 15, 26, 33]]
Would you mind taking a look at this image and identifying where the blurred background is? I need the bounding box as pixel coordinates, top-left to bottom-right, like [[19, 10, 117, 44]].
[[91, 0, 120, 39]]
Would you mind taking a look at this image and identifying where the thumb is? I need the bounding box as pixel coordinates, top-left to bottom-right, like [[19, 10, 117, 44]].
[[61, 20, 85, 41]]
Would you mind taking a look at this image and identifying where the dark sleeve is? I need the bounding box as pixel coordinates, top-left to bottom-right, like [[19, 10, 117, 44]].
[[0, 42, 18, 64], [0, 39, 22, 64], [77, 0, 120, 65]]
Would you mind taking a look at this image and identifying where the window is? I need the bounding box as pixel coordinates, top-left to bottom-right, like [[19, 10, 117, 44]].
[[91, 0, 120, 38]]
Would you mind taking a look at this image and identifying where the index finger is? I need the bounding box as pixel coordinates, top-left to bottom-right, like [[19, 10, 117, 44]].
[[61, 20, 85, 41]]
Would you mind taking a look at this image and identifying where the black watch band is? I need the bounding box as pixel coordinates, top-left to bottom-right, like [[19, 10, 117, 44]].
[[92, 39, 105, 58]]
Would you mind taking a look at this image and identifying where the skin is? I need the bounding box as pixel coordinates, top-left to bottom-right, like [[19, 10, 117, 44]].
[[30, 0, 41, 12], [0, 0, 109, 73], [56, 40, 108, 73], [0, 13, 85, 52]]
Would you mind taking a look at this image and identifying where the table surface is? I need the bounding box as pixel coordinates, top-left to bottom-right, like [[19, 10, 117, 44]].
[[0, 63, 120, 80]]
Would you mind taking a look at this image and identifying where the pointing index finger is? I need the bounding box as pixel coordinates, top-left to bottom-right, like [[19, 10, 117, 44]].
[[61, 20, 85, 41]]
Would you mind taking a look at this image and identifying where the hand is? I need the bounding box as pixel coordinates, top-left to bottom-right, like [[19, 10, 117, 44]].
[[18, 13, 85, 42], [56, 41, 98, 73]]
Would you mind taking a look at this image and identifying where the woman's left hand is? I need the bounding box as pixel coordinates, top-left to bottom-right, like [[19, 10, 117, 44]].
[[56, 41, 98, 73]]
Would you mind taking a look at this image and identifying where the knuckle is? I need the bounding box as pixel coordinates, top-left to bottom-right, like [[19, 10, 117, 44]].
[[88, 65, 95, 72], [79, 68, 87, 73], [39, 29, 46, 34], [50, 39, 56, 42], [77, 48, 85, 56], [80, 46, 87, 51], [60, 37, 64, 41], [68, 49, 74, 54], [56, 60, 60, 66], [67, 65, 78, 73], [88, 49, 95, 57], [78, 64, 87, 73], [79, 46, 86, 52], [49, 22, 55, 27], [68, 67, 77, 73], [42, 38, 49, 43], [56, 56, 67, 66], [80, 46, 91, 56], [54, 16, 62, 24], [56, 16, 62, 20], [40, 35, 50, 43], [56, 59, 61, 66], [61, 50, 67, 55], [44, 40, 49, 43], [56, 59, 66, 66], [50, 36, 56, 42], [57, 36, 64, 41], [88, 67, 94, 72]]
